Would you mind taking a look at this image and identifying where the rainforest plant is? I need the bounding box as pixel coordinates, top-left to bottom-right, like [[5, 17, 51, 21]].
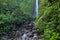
[[35, 0, 60, 40], [0, 0, 35, 35]]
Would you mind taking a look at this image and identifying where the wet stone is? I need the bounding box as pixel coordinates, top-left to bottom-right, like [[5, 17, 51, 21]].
[[1, 20, 42, 40]]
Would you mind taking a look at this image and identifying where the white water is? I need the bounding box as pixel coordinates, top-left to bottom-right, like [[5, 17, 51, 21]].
[[22, 33, 28, 40], [33, 0, 38, 16], [36, 0, 38, 16]]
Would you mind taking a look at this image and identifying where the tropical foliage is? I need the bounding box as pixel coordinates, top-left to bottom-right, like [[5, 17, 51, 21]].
[[0, 0, 35, 35], [35, 0, 60, 40]]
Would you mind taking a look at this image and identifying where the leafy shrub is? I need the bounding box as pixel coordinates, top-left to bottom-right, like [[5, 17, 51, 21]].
[[43, 29, 60, 40], [0, 0, 35, 35], [35, 0, 60, 40]]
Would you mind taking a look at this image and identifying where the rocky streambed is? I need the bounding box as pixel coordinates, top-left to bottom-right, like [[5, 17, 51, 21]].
[[0, 20, 43, 40]]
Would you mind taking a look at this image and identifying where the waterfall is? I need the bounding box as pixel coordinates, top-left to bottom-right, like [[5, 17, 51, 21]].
[[33, 0, 38, 17], [36, 0, 38, 16]]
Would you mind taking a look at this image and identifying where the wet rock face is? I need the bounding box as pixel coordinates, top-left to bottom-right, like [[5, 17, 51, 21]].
[[0, 20, 42, 40]]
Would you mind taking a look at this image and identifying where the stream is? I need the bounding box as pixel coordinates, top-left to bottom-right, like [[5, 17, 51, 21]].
[[1, 20, 43, 40]]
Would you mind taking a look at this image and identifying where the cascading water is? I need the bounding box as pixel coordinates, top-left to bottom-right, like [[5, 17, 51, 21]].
[[36, 0, 38, 16], [33, 0, 38, 17]]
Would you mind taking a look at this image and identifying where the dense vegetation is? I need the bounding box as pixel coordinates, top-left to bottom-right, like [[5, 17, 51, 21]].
[[35, 0, 60, 40], [0, 0, 35, 35]]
